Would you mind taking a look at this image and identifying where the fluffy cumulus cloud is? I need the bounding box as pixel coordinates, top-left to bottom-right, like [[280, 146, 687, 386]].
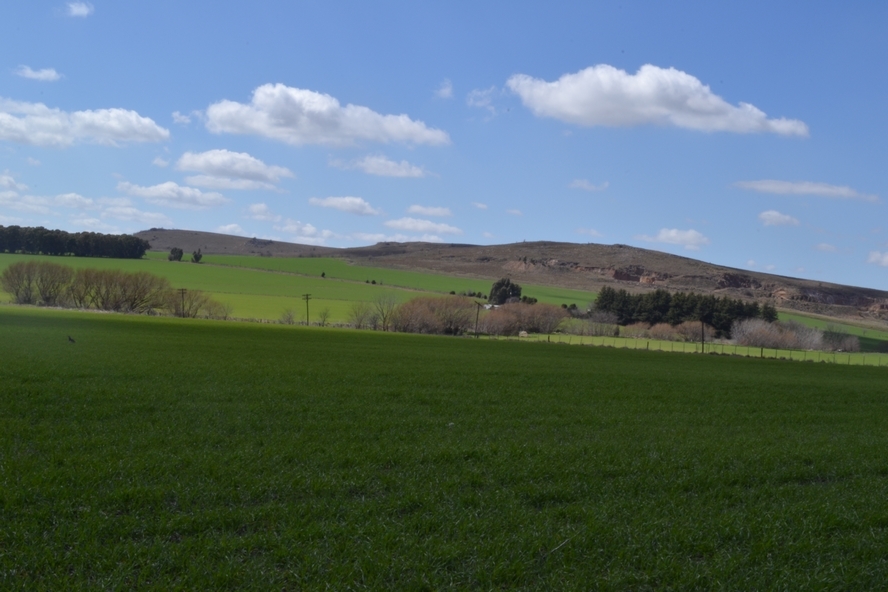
[[331, 154, 426, 178], [867, 252, 888, 267], [758, 210, 800, 226], [467, 87, 498, 115], [637, 228, 710, 250], [0, 172, 28, 192], [67, 2, 94, 17], [152, 156, 169, 167], [309, 196, 379, 216], [247, 203, 281, 222], [101, 205, 171, 226], [735, 180, 878, 202], [14, 66, 61, 82], [117, 181, 229, 210], [0, 98, 169, 147], [407, 205, 451, 217], [205, 84, 450, 146], [176, 149, 293, 190], [507, 64, 808, 136], [569, 179, 608, 192], [275, 218, 335, 245], [384, 217, 462, 235]]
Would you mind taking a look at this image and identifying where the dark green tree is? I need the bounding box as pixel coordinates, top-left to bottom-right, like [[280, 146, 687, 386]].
[[488, 278, 522, 305], [168, 247, 184, 261], [191, 248, 203, 263], [760, 303, 778, 323]]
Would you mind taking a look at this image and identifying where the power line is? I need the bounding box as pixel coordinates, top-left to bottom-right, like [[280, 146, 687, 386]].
[[302, 293, 312, 326]]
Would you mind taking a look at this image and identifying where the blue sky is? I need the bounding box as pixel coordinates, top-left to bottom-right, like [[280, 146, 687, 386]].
[[2, 2, 887, 289]]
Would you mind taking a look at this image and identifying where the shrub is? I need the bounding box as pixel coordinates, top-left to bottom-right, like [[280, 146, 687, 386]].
[[621, 322, 649, 339], [648, 323, 679, 341]]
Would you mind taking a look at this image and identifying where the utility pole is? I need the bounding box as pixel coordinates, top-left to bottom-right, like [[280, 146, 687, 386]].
[[178, 288, 187, 318], [473, 301, 484, 338], [302, 293, 312, 326]]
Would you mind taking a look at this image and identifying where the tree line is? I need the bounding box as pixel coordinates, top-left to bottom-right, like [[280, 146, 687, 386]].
[[0, 260, 229, 318], [594, 287, 776, 337], [0, 226, 149, 259]]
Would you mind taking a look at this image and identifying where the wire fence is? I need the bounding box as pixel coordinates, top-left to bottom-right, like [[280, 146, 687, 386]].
[[500, 333, 888, 367]]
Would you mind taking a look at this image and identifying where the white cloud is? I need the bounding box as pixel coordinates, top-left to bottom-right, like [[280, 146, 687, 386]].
[[816, 243, 837, 252], [206, 83, 450, 146], [506, 209, 523, 216], [117, 181, 229, 210], [735, 180, 878, 203], [69, 217, 117, 232], [309, 196, 379, 216], [176, 149, 293, 186], [758, 210, 800, 226], [14, 66, 61, 82], [467, 87, 498, 115], [507, 64, 808, 136], [67, 2, 94, 17], [352, 232, 445, 243], [247, 202, 281, 222], [746, 260, 756, 268], [152, 156, 169, 167], [172, 111, 191, 124], [482, 231, 494, 239], [331, 154, 426, 178], [0, 98, 169, 147], [570, 179, 609, 192], [275, 218, 335, 245], [185, 176, 276, 191], [101, 205, 172, 226], [384, 217, 462, 235], [216, 223, 246, 236], [436, 79, 453, 99], [407, 205, 451, 217], [0, 172, 27, 191], [576, 228, 603, 237], [26, 157, 41, 166], [867, 252, 888, 267], [55, 192, 93, 209], [0, 191, 54, 215], [472, 202, 488, 209], [637, 228, 710, 250]]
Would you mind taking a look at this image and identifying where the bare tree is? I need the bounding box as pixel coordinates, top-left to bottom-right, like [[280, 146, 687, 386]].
[[34, 262, 73, 306], [1, 260, 38, 304], [317, 307, 331, 327], [373, 294, 399, 331], [348, 301, 372, 329], [280, 309, 297, 325]]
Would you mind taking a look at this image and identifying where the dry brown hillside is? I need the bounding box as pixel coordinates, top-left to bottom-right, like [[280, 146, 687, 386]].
[[135, 228, 888, 323]]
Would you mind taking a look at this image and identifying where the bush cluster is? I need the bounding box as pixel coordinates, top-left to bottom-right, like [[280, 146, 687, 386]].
[[0, 225, 149, 259], [731, 318, 859, 352], [391, 296, 476, 335], [481, 302, 567, 336], [0, 260, 229, 319]]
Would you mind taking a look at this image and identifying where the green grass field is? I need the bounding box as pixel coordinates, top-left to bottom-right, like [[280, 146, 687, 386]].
[[3, 306, 888, 589]]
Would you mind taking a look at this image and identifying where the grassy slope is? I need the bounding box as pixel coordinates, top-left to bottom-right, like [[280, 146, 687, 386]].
[[3, 306, 888, 589]]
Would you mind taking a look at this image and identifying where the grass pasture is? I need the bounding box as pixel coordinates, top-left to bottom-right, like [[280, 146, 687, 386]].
[[3, 306, 888, 589]]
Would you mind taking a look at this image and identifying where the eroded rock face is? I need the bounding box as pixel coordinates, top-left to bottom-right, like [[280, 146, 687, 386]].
[[717, 273, 762, 289]]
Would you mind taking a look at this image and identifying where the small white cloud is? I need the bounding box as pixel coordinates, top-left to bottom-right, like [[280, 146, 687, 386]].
[[467, 87, 498, 115], [331, 154, 426, 178], [637, 228, 710, 250], [508, 64, 808, 136], [70, 217, 117, 232], [206, 83, 450, 146], [0, 191, 54, 215], [746, 260, 756, 268], [816, 243, 837, 253], [867, 251, 888, 267], [216, 223, 246, 236], [408, 205, 451, 217], [352, 231, 445, 243], [765, 264, 776, 271], [506, 209, 522, 216], [67, 2, 94, 17], [172, 111, 191, 124], [14, 66, 61, 82], [275, 218, 335, 245], [117, 181, 229, 210], [0, 172, 28, 192], [55, 192, 93, 209], [758, 210, 799, 226], [736, 180, 878, 203], [482, 231, 494, 239], [569, 179, 609, 192], [436, 79, 453, 99], [384, 217, 462, 235], [177, 149, 293, 182], [101, 205, 172, 226], [576, 228, 603, 237], [185, 176, 275, 191], [152, 156, 169, 167], [247, 202, 281, 222], [26, 157, 41, 166], [472, 202, 488, 210], [0, 98, 169, 147], [309, 196, 379, 216]]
